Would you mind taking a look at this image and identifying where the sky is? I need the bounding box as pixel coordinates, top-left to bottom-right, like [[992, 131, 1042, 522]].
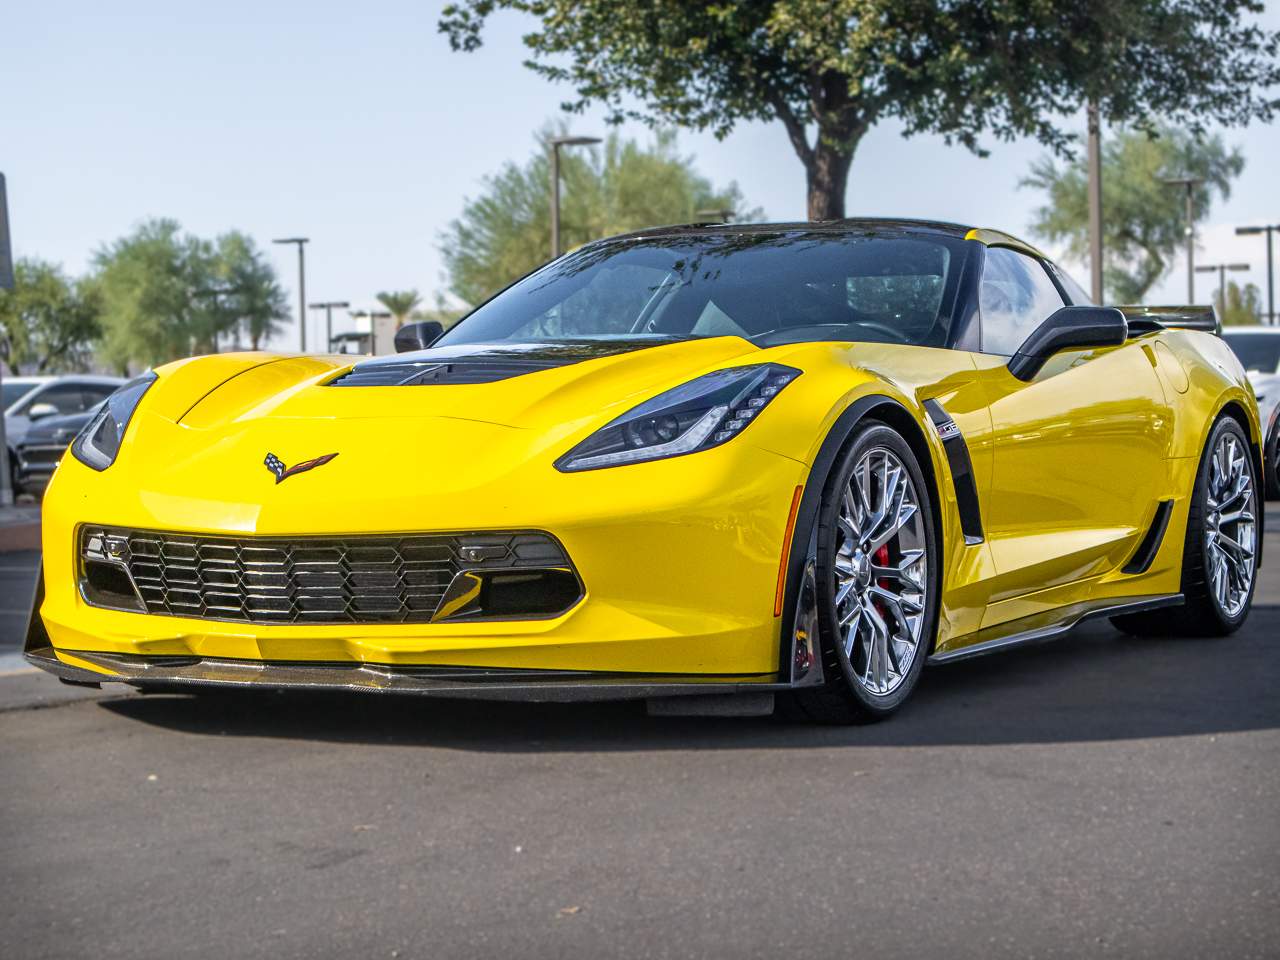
[[5, 0, 1280, 350]]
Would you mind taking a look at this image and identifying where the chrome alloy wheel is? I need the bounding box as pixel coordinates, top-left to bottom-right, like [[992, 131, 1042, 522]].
[[832, 446, 929, 697], [1205, 431, 1258, 619]]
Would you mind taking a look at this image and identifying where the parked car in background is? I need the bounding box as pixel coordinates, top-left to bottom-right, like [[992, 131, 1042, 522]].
[[4, 375, 124, 489], [1221, 327, 1280, 499], [2, 376, 53, 411], [14, 401, 105, 497]]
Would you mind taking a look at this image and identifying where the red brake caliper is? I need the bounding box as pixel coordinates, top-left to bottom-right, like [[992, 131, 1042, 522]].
[[873, 543, 890, 587]]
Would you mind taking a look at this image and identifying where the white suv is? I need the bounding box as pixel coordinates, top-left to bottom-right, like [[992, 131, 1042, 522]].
[[1221, 327, 1280, 500]]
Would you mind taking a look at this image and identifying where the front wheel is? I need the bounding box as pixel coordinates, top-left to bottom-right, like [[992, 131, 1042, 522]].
[[792, 421, 940, 724]]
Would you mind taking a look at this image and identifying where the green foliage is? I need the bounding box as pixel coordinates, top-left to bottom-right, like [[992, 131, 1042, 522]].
[[0, 258, 101, 374], [93, 220, 288, 370], [440, 128, 753, 306], [215, 232, 290, 350], [1024, 125, 1244, 303], [376, 290, 423, 326], [440, 1, 1280, 219], [1220, 280, 1264, 327]]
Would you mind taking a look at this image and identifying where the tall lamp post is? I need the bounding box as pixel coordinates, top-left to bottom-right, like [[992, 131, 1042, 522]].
[[309, 301, 350, 353], [272, 237, 310, 352], [1162, 177, 1205, 302], [1086, 100, 1105, 304], [1195, 262, 1250, 317], [548, 135, 601, 259], [1235, 224, 1279, 326], [0, 173, 14, 507]]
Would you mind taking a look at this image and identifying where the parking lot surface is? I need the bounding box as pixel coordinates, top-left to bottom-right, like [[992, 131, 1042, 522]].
[[1, 522, 1277, 959]]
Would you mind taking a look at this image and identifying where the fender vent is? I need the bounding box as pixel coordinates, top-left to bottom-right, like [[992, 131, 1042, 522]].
[[1123, 500, 1174, 574]]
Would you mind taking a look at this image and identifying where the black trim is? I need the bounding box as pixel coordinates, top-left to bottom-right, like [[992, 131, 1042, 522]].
[[24, 645, 785, 702], [928, 594, 1183, 664], [776, 395, 912, 676], [1123, 500, 1174, 574], [330, 338, 684, 387], [23, 562, 49, 656], [923, 399, 984, 544]]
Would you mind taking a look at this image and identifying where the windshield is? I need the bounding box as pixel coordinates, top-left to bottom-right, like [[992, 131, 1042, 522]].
[[439, 231, 966, 350], [2, 381, 39, 411], [1223, 333, 1280, 374]]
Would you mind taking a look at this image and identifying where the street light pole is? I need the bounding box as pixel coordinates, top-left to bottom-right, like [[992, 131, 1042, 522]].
[[273, 237, 310, 352], [1086, 100, 1104, 304], [1162, 177, 1204, 302], [309, 301, 350, 354], [1195, 263, 1250, 317], [1236, 225, 1279, 326], [548, 135, 601, 259]]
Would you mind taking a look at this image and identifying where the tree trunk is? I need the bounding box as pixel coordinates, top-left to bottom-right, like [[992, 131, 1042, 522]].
[[806, 140, 856, 221]]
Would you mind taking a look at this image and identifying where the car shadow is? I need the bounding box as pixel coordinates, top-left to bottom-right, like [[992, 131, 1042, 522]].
[[98, 606, 1280, 752]]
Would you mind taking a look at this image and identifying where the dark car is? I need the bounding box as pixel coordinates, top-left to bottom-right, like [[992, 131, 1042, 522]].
[[15, 403, 102, 496]]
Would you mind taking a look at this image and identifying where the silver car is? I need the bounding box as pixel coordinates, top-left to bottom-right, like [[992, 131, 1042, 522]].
[[1221, 327, 1280, 499], [4, 375, 124, 487]]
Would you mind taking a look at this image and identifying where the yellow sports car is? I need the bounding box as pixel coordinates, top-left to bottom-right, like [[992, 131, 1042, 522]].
[[25, 219, 1262, 723]]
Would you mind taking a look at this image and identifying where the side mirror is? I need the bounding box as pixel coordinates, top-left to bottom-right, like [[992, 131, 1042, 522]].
[[27, 402, 59, 420], [1008, 306, 1128, 381], [394, 321, 444, 353]]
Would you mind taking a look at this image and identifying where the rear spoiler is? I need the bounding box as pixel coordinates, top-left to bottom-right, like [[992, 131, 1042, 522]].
[[1118, 305, 1221, 336]]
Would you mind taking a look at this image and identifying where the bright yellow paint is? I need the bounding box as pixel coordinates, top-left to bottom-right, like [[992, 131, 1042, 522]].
[[36, 320, 1259, 677]]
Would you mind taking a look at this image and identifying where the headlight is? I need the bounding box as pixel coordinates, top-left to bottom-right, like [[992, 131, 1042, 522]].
[[555, 363, 801, 472], [71, 371, 157, 471]]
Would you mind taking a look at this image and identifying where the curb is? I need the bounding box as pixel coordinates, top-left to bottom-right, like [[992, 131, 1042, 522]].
[[0, 522, 40, 552]]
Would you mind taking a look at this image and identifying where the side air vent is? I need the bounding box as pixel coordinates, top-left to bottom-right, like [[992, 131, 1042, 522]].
[[922, 398, 984, 545], [1123, 500, 1174, 574]]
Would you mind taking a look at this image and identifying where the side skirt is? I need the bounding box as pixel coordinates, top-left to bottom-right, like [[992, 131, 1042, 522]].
[[927, 594, 1183, 665]]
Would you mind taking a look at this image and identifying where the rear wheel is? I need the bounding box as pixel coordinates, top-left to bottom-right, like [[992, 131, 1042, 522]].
[[1113, 416, 1258, 637], [792, 422, 940, 724]]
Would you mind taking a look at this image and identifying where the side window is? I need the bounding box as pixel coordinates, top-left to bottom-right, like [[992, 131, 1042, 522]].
[[980, 247, 1066, 356], [25, 382, 88, 415]]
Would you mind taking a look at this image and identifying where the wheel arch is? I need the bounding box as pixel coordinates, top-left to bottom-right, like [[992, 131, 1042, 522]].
[[776, 394, 946, 680], [1209, 398, 1265, 568]]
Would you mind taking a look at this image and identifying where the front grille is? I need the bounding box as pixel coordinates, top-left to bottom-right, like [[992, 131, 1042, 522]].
[[79, 526, 573, 625], [20, 444, 67, 467]]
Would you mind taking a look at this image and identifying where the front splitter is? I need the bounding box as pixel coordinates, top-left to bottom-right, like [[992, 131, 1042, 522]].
[[24, 644, 786, 703]]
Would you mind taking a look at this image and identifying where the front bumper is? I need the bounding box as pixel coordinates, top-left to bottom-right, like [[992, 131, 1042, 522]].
[[34, 440, 815, 688]]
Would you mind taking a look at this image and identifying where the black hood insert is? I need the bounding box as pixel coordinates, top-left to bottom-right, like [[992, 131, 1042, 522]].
[[328, 338, 684, 387]]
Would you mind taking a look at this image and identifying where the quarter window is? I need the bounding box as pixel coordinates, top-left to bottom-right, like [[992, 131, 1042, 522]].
[[980, 247, 1066, 356]]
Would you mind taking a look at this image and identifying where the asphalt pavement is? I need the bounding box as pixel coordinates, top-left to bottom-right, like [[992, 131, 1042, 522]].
[[1, 517, 1277, 959]]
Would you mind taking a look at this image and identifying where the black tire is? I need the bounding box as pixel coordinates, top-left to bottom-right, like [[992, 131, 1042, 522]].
[[791, 421, 941, 724], [1265, 426, 1280, 501], [1112, 416, 1259, 637]]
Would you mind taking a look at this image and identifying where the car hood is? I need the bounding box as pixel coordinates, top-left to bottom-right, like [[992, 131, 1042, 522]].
[[170, 337, 765, 432], [110, 337, 775, 519]]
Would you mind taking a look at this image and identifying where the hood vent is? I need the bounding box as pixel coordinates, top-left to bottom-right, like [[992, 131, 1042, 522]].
[[327, 338, 682, 387], [330, 359, 561, 387]]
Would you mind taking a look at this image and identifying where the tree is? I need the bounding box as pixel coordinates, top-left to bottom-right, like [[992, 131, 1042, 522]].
[[93, 220, 290, 370], [440, 1, 1280, 221], [376, 290, 423, 328], [1024, 125, 1244, 303], [0, 258, 101, 374], [214, 232, 290, 350], [440, 128, 751, 305], [1220, 280, 1264, 327]]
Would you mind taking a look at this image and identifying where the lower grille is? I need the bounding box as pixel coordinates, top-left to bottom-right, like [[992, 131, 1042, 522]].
[[79, 526, 576, 625]]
